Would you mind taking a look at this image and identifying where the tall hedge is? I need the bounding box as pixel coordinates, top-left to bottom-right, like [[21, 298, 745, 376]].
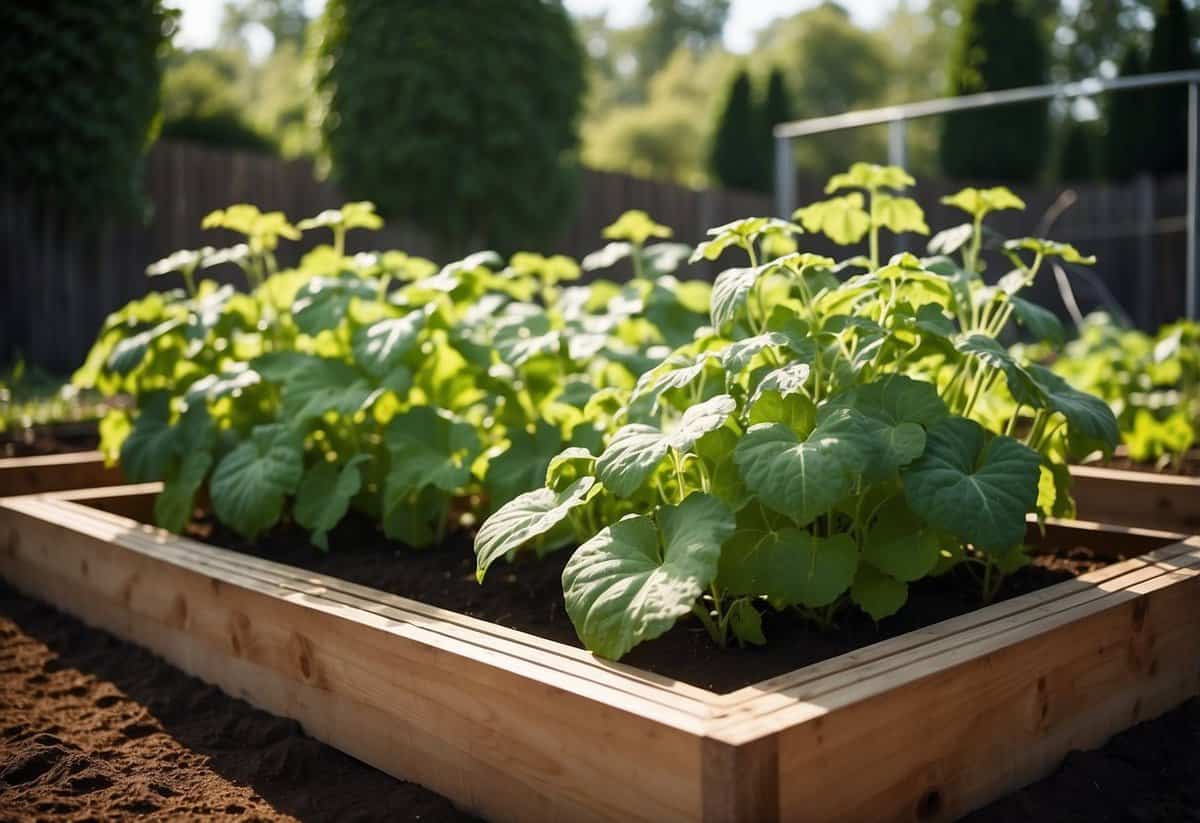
[[755, 68, 793, 194], [1102, 44, 1148, 180], [0, 1, 174, 220], [938, 0, 1049, 181], [314, 0, 585, 253], [710, 71, 758, 191], [1144, 0, 1196, 176]]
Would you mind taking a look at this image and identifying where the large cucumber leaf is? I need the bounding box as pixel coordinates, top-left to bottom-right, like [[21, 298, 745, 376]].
[[210, 424, 304, 540], [901, 417, 1039, 554], [562, 493, 734, 660]]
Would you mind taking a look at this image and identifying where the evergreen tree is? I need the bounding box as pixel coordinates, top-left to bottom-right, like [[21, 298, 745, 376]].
[[709, 70, 758, 190], [1102, 44, 1148, 180], [754, 68, 793, 193], [1057, 118, 1098, 182], [0, 1, 174, 220], [939, 0, 1049, 181], [1144, 0, 1196, 176], [315, 0, 586, 253]]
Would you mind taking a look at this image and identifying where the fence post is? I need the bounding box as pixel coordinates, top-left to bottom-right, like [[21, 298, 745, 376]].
[[888, 119, 908, 254], [1188, 82, 1198, 320], [774, 134, 795, 219], [1135, 175, 1155, 329]]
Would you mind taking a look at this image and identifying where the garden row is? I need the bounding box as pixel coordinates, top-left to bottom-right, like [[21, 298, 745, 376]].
[[2, 164, 1198, 821]]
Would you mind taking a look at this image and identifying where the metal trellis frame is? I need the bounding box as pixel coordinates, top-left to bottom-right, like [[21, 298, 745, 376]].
[[773, 69, 1200, 320]]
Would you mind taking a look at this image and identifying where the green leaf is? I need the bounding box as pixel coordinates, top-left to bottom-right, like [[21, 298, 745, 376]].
[[292, 275, 380, 334], [941, 186, 1025, 220], [901, 418, 1040, 554], [1026, 364, 1120, 455], [873, 194, 929, 235], [602, 210, 672, 246], [1010, 296, 1065, 345], [719, 332, 791, 374], [850, 565, 908, 621], [120, 393, 176, 483], [748, 390, 816, 435], [825, 162, 914, 192], [210, 424, 304, 540], [107, 319, 184, 375], [734, 408, 875, 525], [956, 334, 1046, 407], [257, 354, 373, 424], [792, 194, 870, 245], [545, 447, 597, 491], [562, 493, 734, 660], [720, 527, 858, 608], [353, 311, 426, 378], [294, 455, 370, 551], [695, 426, 751, 511], [581, 241, 632, 272], [748, 362, 812, 407], [728, 598, 766, 647], [825, 375, 946, 472], [475, 477, 596, 581], [384, 406, 481, 500], [154, 450, 212, 534], [711, 265, 769, 330], [596, 395, 736, 496], [927, 223, 974, 256], [862, 497, 942, 582], [1004, 237, 1094, 264], [486, 421, 563, 510]]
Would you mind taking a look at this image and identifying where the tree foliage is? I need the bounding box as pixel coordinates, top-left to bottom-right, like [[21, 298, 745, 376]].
[[314, 0, 586, 253], [939, 0, 1050, 181], [709, 71, 758, 190], [636, 0, 731, 85], [1144, 0, 1197, 176], [160, 48, 276, 154], [755, 68, 793, 193], [0, 1, 175, 220], [1102, 44, 1148, 180]]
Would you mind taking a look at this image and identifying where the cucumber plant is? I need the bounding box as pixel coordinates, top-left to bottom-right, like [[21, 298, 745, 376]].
[[75, 205, 711, 550], [1034, 314, 1199, 470], [475, 164, 1118, 661]]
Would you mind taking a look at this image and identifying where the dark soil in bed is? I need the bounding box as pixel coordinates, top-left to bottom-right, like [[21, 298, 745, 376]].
[[190, 511, 1113, 694], [966, 697, 1200, 822], [0, 580, 476, 822]]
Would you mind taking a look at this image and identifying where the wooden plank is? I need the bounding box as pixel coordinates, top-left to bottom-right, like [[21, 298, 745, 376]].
[[1071, 464, 1200, 534], [0, 451, 123, 497], [0, 497, 707, 822], [1, 487, 1197, 822], [767, 553, 1200, 821]]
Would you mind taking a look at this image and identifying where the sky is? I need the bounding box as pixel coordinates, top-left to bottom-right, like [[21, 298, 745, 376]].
[[172, 0, 910, 56]]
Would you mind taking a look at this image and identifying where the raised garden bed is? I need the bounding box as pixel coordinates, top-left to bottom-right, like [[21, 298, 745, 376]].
[[1, 483, 1197, 822], [1070, 464, 1200, 535], [0, 451, 123, 498]]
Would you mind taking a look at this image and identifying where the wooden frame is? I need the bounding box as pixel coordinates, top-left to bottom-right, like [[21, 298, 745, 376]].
[[0, 451, 123, 497], [1, 484, 1198, 822], [1070, 464, 1200, 534]]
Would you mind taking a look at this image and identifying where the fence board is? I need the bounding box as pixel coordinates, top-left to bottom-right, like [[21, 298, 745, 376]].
[[0, 141, 1190, 372]]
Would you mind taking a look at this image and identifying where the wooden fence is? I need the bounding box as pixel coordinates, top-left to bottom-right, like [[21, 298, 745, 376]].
[[0, 139, 1190, 372]]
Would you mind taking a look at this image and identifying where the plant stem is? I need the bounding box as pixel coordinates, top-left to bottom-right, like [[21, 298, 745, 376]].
[[691, 600, 724, 646]]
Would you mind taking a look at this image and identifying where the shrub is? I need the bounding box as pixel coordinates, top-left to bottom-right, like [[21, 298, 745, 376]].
[[313, 0, 586, 254], [0, 1, 175, 220], [939, 0, 1049, 181]]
